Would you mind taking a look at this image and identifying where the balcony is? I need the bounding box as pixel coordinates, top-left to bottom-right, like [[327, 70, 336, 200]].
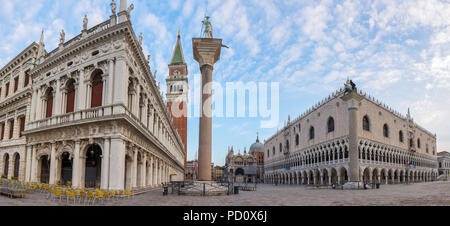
[[26, 104, 128, 131]]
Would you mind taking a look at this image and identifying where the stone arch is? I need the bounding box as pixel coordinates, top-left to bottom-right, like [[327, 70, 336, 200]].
[[2, 153, 10, 178], [12, 152, 20, 179], [82, 143, 102, 188]]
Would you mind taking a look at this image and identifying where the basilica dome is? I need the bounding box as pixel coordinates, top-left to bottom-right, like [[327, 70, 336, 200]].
[[249, 135, 264, 155]]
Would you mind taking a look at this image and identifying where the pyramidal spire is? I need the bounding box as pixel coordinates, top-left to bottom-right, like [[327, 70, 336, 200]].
[[169, 30, 185, 65], [36, 29, 46, 61]]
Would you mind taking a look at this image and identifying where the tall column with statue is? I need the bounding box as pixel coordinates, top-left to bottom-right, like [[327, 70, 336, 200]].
[[192, 16, 226, 181], [341, 80, 363, 188]]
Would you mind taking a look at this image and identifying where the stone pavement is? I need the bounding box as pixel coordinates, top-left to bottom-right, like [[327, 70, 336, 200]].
[[1, 181, 450, 206]]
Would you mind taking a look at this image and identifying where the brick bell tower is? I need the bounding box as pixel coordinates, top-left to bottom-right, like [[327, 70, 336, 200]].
[[166, 30, 188, 167]]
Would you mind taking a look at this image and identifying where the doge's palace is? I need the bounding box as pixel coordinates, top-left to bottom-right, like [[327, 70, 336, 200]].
[[264, 81, 439, 186], [0, 0, 185, 190]]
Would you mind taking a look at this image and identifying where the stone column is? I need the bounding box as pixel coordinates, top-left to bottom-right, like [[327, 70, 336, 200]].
[[149, 156, 154, 187], [49, 142, 57, 185], [142, 153, 147, 187], [192, 38, 223, 181], [25, 145, 32, 182], [340, 92, 363, 184], [113, 57, 128, 107], [30, 146, 38, 182], [132, 148, 138, 188], [72, 140, 81, 188], [109, 138, 126, 190], [101, 137, 110, 189]]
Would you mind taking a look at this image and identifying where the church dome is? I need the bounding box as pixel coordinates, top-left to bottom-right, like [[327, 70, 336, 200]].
[[249, 134, 264, 155]]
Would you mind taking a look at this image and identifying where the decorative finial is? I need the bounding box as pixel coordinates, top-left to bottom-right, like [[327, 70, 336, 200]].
[[177, 29, 180, 37], [256, 132, 260, 143]]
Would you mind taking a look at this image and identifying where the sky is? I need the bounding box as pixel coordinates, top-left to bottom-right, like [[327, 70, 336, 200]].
[[0, 0, 449, 166]]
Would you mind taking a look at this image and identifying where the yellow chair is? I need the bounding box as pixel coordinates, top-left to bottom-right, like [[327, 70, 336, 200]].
[[125, 189, 132, 199], [66, 190, 75, 204]]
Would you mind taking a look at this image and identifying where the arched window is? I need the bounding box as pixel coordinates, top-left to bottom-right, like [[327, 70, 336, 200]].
[[13, 153, 20, 178], [399, 131, 404, 143], [286, 140, 289, 152], [90, 70, 103, 108], [363, 115, 370, 131], [45, 87, 54, 118], [327, 117, 335, 133], [267, 150, 269, 158], [383, 124, 389, 138], [409, 138, 414, 148], [279, 143, 282, 153], [272, 147, 275, 155], [66, 79, 76, 113], [295, 134, 299, 146], [417, 138, 421, 149], [309, 126, 315, 140], [3, 154, 9, 177]]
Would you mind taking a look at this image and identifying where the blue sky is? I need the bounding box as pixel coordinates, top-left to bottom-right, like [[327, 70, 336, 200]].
[[1, 0, 450, 166]]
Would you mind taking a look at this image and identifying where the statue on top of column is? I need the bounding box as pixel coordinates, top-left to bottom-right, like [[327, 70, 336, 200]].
[[111, 0, 117, 15], [344, 79, 357, 94], [201, 16, 213, 38], [83, 15, 88, 30]]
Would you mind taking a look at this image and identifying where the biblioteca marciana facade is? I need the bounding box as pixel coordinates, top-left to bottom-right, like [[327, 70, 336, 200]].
[[0, 0, 186, 190], [264, 82, 438, 186]]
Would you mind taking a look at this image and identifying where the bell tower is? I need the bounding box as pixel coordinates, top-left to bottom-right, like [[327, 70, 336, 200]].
[[166, 30, 188, 167]]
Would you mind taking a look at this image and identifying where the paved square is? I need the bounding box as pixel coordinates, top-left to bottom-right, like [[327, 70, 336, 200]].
[[1, 181, 450, 206]]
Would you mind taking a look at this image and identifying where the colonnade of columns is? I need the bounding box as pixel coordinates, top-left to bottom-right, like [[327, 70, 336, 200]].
[[22, 138, 175, 190]]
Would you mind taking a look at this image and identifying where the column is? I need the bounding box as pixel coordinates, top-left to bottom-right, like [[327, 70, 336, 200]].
[[109, 138, 126, 190], [132, 148, 137, 188], [101, 137, 110, 189], [150, 156, 155, 187], [113, 57, 128, 106], [54, 79, 62, 115], [107, 59, 114, 105], [77, 70, 86, 111], [142, 153, 147, 187], [49, 142, 57, 185], [340, 92, 363, 183], [25, 145, 32, 182], [72, 140, 81, 188], [31, 147, 38, 183]]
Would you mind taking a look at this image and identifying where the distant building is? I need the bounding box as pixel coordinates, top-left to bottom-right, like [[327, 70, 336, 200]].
[[185, 160, 198, 181], [249, 134, 264, 182], [225, 146, 257, 183], [265, 82, 438, 185], [438, 152, 450, 179], [214, 166, 226, 182]]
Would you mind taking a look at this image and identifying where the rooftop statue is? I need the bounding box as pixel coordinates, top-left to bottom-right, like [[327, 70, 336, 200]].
[[83, 15, 88, 30], [139, 32, 143, 46], [111, 0, 117, 15], [60, 29, 65, 44], [127, 4, 134, 16], [201, 16, 213, 38]]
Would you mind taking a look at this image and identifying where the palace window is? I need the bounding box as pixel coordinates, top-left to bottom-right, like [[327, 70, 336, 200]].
[[279, 143, 282, 153], [399, 130, 404, 143], [272, 147, 275, 155], [426, 144, 429, 153], [19, 117, 25, 137], [295, 134, 299, 146], [363, 115, 370, 131], [383, 124, 389, 138], [0, 123, 4, 140], [14, 77, 19, 93], [24, 71, 30, 87], [327, 117, 335, 133], [9, 120, 14, 139], [45, 87, 54, 118], [66, 79, 76, 113], [309, 126, 315, 140], [5, 82, 9, 97], [90, 70, 103, 108], [409, 138, 414, 148], [417, 138, 421, 149]]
